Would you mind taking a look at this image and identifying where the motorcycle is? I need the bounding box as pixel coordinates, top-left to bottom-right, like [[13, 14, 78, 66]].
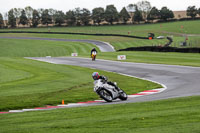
[[93, 79, 128, 102], [91, 51, 97, 61]]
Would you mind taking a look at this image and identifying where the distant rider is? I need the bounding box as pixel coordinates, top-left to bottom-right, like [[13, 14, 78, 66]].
[[92, 72, 121, 91], [91, 48, 98, 61], [91, 48, 97, 56]]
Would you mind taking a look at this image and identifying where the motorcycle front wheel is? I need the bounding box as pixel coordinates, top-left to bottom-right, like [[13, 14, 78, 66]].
[[119, 90, 128, 101], [98, 89, 113, 102], [92, 55, 96, 61]]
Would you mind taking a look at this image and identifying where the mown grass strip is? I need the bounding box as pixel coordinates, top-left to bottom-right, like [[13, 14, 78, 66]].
[[0, 96, 199, 133], [94, 51, 200, 67], [0, 38, 98, 57], [1, 20, 200, 35]]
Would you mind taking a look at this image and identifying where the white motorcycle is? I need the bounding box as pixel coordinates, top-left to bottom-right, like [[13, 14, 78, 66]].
[[94, 79, 128, 102]]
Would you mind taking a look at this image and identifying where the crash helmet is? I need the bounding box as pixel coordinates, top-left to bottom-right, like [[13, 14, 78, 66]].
[[92, 72, 100, 80]]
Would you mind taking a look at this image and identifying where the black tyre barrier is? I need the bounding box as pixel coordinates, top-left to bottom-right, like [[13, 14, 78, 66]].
[[118, 46, 200, 53], [0, 31, 149, 40]]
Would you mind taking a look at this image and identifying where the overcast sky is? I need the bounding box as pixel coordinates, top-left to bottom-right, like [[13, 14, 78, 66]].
[[0, 0, 200, 14]]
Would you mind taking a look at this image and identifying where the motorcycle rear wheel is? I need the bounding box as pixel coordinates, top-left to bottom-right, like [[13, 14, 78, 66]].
[[98, 89, 113, 102], [92, 55, 96, 61]]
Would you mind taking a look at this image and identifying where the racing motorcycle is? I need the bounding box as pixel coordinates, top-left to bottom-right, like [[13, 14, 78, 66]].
[[91, 51, 97, 61], [93, 79, 128, 102]]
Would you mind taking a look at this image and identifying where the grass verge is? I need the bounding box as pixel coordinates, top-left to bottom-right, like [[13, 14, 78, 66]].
[[93, 51, 200, 67], [0, 38, 99, 57], [0, 96, 200, 133]]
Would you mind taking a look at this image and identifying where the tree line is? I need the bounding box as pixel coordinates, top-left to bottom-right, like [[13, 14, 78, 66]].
[[0, 1, 200, 28]]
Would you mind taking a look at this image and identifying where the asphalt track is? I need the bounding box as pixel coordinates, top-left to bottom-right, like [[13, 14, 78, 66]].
[[28, 57, 200, 106], [1, 36, 200, 107]]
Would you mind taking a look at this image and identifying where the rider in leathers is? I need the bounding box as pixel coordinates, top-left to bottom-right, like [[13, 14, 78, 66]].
[[92, 72, 121, 91], [91, 48, 97, 56]]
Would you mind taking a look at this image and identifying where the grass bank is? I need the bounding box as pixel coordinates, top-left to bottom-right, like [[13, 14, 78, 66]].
[[0, 96, 200, 133], [1, 20, 200, 49], [95, 51, 200, 67], [0, 38, 99, 57], [1, 38, 200, 67], [1, 20, 200, 35], [0, 57, 160, 111]]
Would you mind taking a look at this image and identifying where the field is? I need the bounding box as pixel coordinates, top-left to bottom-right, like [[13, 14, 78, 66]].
[[0, 20, 200, 133]]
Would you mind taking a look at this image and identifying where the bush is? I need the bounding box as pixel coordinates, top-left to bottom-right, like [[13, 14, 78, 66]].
[[118, 46, 200, 53]]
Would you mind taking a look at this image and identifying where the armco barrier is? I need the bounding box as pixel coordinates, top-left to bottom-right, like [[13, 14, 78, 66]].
[[0, 31, 149, 39], [118, 46, 200, 53]]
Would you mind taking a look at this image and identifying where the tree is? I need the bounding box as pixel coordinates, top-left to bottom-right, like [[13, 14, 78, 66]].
[[49, 8, 57, 24], [119, 7, 131, 24], [25, 6, 33, 26], [37, 8, 44, 18], [13, 8, 22, 27], [136, 1, 151, 21], [13, 8, 22, 18], [41, 9, 52, 26], [32, 9, 40, 27], [79, 8, 91, 25], [74, 8, 82, 25], [54, 10, 65, 26], [127, 4, 136, 13], [126, 4, 135, 19], [66, 10, 76, 26], [0, 13, 4, 28], [147, 7, 160, 22], [8, 9, 16, 27], [198, 8, 200, 16], [92, 7, 104, 25], [159, 7, 174, 21], [19, 9, 28, 26], [104, 5, 119, 24], [3, 13, 8, 26], [133, 5, 143, 23], [187, 6, 198, 19]]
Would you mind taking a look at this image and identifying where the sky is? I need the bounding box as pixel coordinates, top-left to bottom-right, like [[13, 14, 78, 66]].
[[0, 0, 200, 14]]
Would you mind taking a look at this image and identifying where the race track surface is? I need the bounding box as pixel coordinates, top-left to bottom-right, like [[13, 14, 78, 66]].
[[28, 57, 200, 104]]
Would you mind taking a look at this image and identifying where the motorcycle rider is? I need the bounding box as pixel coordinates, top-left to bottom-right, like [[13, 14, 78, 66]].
[[91, 48, 97, 56], [92, 72, 121, 91]]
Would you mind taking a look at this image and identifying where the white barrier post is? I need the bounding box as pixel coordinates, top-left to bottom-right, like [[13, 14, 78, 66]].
[[117, 55, 126, 60], [71, 53, 78, 57]]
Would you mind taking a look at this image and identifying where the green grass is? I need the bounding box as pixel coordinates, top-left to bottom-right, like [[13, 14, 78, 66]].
[[0, 21, 199, 132], [0, 38, 99, 57], [1, 20, 200, 49], [0, 96, 200, 133], [1, 20, 200, 35], [1, 38, 200, 67], [0, 38, 162, 111], [84, 51, 200, 67], [0, 57, 160, 111]]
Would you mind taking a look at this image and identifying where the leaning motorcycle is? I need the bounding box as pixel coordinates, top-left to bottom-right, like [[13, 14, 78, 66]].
[[93, 79, 127, 102], [91, 51, 97, 61]]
